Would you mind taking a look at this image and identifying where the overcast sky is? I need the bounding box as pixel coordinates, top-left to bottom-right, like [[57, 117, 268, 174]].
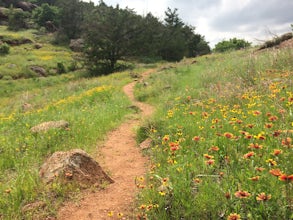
[[85, 0, 293, 47]]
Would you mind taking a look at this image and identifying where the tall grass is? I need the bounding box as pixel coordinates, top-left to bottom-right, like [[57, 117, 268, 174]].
[[135, 48, 293, 219], [0, 68, 141, 219]]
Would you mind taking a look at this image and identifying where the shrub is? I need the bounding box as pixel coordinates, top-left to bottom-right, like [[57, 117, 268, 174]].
[[214, 38, 251, 52], [0, 43, 10, 55]]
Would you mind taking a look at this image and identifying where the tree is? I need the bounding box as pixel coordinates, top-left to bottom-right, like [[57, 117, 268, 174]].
[[32, 3, 60, 29], [8, 7, 30, 30], [84, 3, 141, 74], [214, 38, 251, 52]]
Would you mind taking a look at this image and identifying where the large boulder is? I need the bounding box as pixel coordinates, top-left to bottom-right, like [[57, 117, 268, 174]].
[[39, 149, 114, 187], [16, 1, 38, 12], [31, 120, 69, 133], [69, 38, 84, 52], [30, 66, 47, 77]]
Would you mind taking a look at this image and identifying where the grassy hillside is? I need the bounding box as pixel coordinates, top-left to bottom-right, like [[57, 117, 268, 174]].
[[134, 47, 293, 219]]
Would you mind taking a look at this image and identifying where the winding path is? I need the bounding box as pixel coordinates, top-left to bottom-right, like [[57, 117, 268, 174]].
[[57, 69, 155, 220]]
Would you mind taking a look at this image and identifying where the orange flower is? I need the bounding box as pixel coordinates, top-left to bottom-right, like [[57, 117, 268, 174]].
[[256, 192, 271, 201], [279, 174, 293, 182], [243, 151, 255, 159], [224, 132, 234, 139], [273, 130, 281, 137], [162, 135, 170, 142], [272, 149, 282, 156], [269, 169, 282, 177], [205, 159, 215, 165], [269, 116, 278, 122], [265, 123, 273, 129], [192, 136, 200, 141], [234, 190, 251, 198], [204, 154, 214, 159], [282, 137, 292, 146], [227, 213, 241, 220], [255, 167, 265, 172], [249, 176, 260, 181], [253, 110, 262, 116], [209, 146, 219, 151], [249, 143, 263, 149]]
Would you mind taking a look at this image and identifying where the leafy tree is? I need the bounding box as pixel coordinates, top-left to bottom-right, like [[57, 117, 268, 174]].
[[32, 3, 60, 28], [8, 7, 30, 30], [214, 38, 251, 52], [84, 3, 141, 74]]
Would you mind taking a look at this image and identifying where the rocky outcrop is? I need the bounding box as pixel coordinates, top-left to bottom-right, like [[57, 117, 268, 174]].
[[69, 39, 84, 52], [30, 66, 47, 77], [16, 1, 37, 12], [39, 149, 114, 187]]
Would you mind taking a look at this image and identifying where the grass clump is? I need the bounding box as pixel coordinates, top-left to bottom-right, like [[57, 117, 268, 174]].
[[135, 47, 293, 219]]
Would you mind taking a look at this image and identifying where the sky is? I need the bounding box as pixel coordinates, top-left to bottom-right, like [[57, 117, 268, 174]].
[[84, 0, 293, 48]]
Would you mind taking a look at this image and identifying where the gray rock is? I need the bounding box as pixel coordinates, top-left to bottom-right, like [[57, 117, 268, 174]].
[[30, 66, 47, 77], [31, 120, 69, 133], [39, 149, 114, 187]]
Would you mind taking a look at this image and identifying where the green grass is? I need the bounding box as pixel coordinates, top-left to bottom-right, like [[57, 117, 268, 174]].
[[134, 48, 293, 219], [0, 25, 81, 79], [0, 65, 146, 218]]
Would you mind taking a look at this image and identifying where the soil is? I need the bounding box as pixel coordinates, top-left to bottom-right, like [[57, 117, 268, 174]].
[[57, 69, 155, 220]]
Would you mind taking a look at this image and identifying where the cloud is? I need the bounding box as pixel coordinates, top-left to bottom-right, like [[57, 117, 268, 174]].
[[84, 0, 293, 47]]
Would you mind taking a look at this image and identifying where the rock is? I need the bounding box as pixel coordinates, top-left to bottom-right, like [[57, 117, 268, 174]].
[[22, 103, 32, 112], [69, 38, 84, 52], [30, 66, 47, 77], [31, 120, 69, 133], [34, 43, 42, 49], [139, 138, 152, 149], [39, 149, 114, 187], [45, 21, 57, 33], [16, 1, 38, 12]]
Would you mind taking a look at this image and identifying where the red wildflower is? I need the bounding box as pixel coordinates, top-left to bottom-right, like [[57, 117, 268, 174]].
[[249, 143, 263, 149], [273, 130, 281, 137], [209, 146, 219, 151], [279, 174, 293, 182], [205, 159, 215, 165], [256, 192, 271, 201], [243, 151, 255, 159], [224, 132, 234, 139], [249, 176, 260, 181], [253, 110, 262, 116], [269, 169, 282, 177], [204, 154, 214, 159], [265, 123, 273, 129], [192, 136, 201, 141], [255, 167, 265, 172], [234, 190, 251, 198], [247, 124, 254, 128], [227, 213, 241, 220], [269, 116, 278, 122], [272, 149, 282, 156], [281, 137, 292, 146]]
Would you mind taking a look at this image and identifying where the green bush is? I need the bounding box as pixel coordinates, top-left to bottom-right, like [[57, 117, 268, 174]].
[[0, 43, 10, 55], [214, 38, 251, 53]]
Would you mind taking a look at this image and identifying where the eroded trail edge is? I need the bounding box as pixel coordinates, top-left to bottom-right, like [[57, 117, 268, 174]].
[[57, 69, 155, 220]]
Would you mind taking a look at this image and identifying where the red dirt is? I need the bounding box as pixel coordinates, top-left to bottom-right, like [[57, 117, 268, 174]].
[[57, 69, 155, 220]]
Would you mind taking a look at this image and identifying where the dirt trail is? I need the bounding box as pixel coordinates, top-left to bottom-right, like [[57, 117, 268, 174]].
[[57, 69, 155, 220]]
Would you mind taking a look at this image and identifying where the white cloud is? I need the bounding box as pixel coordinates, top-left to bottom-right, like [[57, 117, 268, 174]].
[[84, 0, 293, 47]]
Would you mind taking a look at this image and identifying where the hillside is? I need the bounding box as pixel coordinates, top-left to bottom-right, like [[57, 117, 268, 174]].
[[0, 25, 293, 219]]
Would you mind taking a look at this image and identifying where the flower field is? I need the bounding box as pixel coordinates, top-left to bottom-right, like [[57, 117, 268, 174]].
[[135, 49, 293, 219]]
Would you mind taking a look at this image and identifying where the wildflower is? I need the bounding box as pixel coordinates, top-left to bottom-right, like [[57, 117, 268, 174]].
[[243, 151, 255, 159], [162, 135, 170, 142], [204, 154, 214, 159], [227, 213, 241, 220], [209, 146, 219, 151], [140, 204, 146, 210], [205, 159, 215, 165], [266, 159, 277, 166], [249, 176, 260, 181], [269, 116, 278, 122], [265, 123, 273, 129], [273, 130, 281, 137], [169, 142, 179, 151], [281, 137, 292, 147], [272, 149, 282, 156], [256, 192, 271, 201], [224, 132, 234, 139], [192, 136, 200, 141], [234, 190, 251, 198], [249, 143, 263, 149], [255, 167, 265, 172], [225, 192, 231, 199], [279, 174, 293, 182], [117, 212, 123, 218], [107, 211, 114, 217], [247, 124, 254, 128], [269, 169, 283, 177], [202, 112, 209, 118], [193, 178, 202, 184], [253, 110, 262, 116]]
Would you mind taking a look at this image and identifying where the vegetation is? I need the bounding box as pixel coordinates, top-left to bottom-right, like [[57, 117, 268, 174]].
[[134, 47, 293, 219], [214, 38, 251, 52]]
